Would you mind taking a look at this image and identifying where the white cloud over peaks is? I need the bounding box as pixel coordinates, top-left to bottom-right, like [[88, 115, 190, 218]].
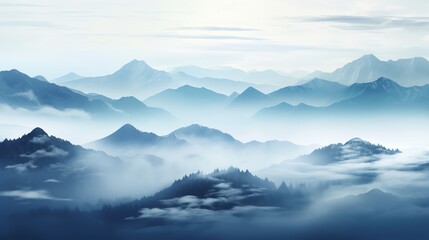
[[20, 145, 69, 159], [30, 135, 50, 144], [0, 189, 70, 201]]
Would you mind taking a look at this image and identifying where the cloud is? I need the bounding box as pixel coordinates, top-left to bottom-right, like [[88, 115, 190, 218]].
[[177, 26, 260, 32], [0, 21, 63, 28], [46, 10, 116, 19], [131, 204, 278, 222], [296, 15, 429, 31], [30, 135, 50, 144], [203, 41, 356, 53], [20, 145, 69, 159], [0, 104, 92, 120], [132, 207, 216, 221], [5, 161, 37, 172], [44, 179, 61, 183], [0, 2, 45, 7], [0, 189, 70, 201], [12, 90, 39, 103], [147, 34, 266, 41], [73, 32, 266, 41]]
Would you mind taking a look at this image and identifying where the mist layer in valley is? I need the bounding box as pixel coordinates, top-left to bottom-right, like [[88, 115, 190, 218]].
[[0, 54, 429, 239]]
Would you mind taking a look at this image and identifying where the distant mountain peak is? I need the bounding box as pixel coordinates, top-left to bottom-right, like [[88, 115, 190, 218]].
[[1, 69, 27, 78], [116, 123, 140, 134], [303, 78, 342, 87], [230, 86, 270, 107], [345, 137, 367, 145], [95, 124, 164, 146], [34, 75, 48, 82], [121, 59, 151, 70], [177, 85, 204, 91], [116, 96, 146, 105], [364, 188, 385, 196], [63, 72, 82, 79], [171, 124, 238, 143], [373, 76, 399, 85], [65, 72, 80, 77], [367, 77, 402, 89], [28, 127, 48, 137], [241, 86, 264, 95], [355, 188, 398, 203], [411, 56, 429, 63], [53, 72, 83, 83], [358, 54, 380, 62], [363, 54, 378, 59], [186, 123, 205, 129], [118, 96, 140, 101], [112, 59, 165, 81], [89, 124, 186, 150]]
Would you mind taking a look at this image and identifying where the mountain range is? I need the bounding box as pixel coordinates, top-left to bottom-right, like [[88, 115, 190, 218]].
[[173, 65, 299, 86], [3, 67, 428, 125], [305, 54, 429, 86], [57, 60, 278, 99], [88, 123, 316, 168], [47, 54, 429, 104], [88, 123, 186, 151], [254, 77, 429, 119], [91, 123, 313, 151], [0, 69, 173, 121]]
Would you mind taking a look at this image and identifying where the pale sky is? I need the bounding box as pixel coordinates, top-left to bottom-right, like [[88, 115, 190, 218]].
[[0, 0, 428, 79]]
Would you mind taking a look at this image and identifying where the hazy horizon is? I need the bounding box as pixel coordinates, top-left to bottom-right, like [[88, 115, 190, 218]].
[[1, 0, 428, 79]]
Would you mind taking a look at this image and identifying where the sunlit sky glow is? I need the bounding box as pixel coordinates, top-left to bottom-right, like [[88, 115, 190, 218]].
[[1, 0, 428, 79]]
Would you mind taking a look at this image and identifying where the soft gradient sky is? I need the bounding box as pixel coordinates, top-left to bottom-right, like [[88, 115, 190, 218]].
[[0, 0, 428, 79]]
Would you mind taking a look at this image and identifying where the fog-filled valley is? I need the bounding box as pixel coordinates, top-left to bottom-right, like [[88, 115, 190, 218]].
[[0, 50, 429, 239]]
